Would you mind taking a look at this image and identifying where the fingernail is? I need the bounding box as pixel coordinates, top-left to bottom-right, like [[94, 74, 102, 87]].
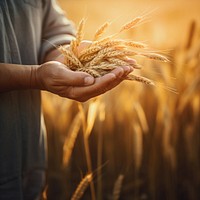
[[84, 76, 94, 85], [126, 58, 136, 65], [123, 66, 131, 74], [129, 66, 134, 72]]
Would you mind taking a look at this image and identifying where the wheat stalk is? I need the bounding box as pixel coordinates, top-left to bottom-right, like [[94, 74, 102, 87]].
[[63, 113, 81, 167]]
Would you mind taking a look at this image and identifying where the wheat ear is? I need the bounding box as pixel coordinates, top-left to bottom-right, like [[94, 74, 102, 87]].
[[123, 41, 147, 48], [93, 22, 110, 41], [58, 46, 83, 69], [119, 17, 142, 33], [77, 67, 101, 78], [70, 39, 78, 55], [140, 53, 169, 62], [79, 46, 102, 59], [113, 174, 124, 200], [76, 18, 86, 46], [88, 47, 119, 66], [71, 173, 93, 200], [126, 74, 155, 85]]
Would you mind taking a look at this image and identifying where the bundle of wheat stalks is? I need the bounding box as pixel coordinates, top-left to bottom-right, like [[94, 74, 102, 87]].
[[58, 16, 169, 86]]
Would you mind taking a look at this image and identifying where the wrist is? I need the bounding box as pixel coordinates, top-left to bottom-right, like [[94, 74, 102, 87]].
[[30, 65, 44, 90], [0, 63, 42, 92]]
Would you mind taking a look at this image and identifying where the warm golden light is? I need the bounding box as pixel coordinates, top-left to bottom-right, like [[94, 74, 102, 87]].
[[43, 0, 200, 199]]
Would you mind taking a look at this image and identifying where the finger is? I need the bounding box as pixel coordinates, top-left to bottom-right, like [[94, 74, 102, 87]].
[[87, 66, 127, 91], [69, 66, 132, 101], [92, 66, 133, 91], [54, 54, 65, 63], [124, 57, 137, 65]]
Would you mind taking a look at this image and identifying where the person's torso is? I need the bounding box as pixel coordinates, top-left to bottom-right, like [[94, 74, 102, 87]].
[[0, 0, 46, 182]]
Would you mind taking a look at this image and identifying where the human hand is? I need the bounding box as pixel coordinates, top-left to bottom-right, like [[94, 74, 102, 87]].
[[32, 61, 132, 102]]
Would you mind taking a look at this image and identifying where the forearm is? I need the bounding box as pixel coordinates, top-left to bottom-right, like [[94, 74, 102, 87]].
[[0, 63, 39, 92], [44, 44, 69, 63]]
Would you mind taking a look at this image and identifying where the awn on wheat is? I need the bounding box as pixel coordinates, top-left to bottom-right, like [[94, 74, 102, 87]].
[[58, 16, 169, 86]]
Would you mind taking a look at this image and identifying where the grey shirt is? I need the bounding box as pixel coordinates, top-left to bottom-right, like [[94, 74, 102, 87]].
[[0, 0, 75, 198]]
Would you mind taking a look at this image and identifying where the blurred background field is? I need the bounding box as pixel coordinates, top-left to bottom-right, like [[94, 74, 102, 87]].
[[42, 0, 200, 199]]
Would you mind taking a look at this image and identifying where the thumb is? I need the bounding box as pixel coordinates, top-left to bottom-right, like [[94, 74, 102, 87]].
[[62, 68, 95, 86]]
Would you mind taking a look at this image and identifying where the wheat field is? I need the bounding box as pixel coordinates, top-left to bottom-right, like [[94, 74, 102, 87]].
[[42, 0, 200, 199]]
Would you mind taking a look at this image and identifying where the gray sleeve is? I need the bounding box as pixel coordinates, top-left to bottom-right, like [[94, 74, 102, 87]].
[[39, 0, 76, 62]]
